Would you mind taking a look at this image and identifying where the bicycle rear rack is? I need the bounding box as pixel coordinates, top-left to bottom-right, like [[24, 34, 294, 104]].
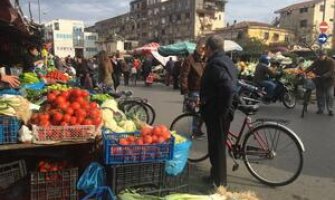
[[254, 118, 290, 125]]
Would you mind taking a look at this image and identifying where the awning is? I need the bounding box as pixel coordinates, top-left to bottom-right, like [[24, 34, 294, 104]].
[[132, 42, 160, 55]]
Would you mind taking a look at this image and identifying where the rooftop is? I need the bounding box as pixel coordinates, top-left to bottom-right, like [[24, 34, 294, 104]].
[[275, 0, 323, 13]]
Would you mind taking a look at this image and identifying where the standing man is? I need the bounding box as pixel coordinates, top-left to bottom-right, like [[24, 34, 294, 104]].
[[306, 49, 334, 116], [165, 57, 174, 86], [200, 35, 238, 187]]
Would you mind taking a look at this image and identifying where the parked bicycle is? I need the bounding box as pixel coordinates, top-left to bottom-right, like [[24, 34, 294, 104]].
[[170, 97, 305, 186], [92, 86, 156, 125]]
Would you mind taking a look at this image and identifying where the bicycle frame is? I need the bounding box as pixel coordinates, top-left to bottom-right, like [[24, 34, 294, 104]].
[[226, 116, 253, 154]]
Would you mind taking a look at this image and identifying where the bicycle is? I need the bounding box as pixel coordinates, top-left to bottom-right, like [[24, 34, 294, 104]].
[[295, 73, 317, 118], [92, 86, 156, 125], [170, 97, 305, 186]]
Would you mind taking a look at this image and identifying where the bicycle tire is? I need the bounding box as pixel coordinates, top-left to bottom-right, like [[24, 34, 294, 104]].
[[170, 113, 209, 163], [142, 102, 156, 125], [282, 90, 296, 109], [301, 90, 312, 118], [242, 123, 304, 186], [121, 101, 150, 124]]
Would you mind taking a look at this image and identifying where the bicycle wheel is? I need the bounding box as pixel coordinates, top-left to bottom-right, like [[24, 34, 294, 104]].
[[121, 101, 150, 124], [170, 113, 208, 163], [142, 102, 156, 125], [282, 90, 296, 109], [301, 90, 312, 118], [243, 123, 304, 186]]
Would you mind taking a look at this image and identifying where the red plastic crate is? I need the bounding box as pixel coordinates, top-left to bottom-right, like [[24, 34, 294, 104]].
[[30, 168, 78, 200]]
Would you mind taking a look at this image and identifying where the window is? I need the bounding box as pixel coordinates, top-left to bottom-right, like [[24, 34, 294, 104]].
[[330, 18, 334, 22], [185, 12, 191, 20], [162, 29, 165, 35], [87, 35, 97, 40], [161, 18, 166, 25], [54, 22, 59, 30], [300, 7, 308, 13], [320, 5, 325, 12], [264, 32, 269, 40], [300, 19, 308, 28], [272, 33, 279, 42]]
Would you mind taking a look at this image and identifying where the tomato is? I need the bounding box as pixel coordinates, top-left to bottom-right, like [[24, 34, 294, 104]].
[[158, 125, 169, 134], [93, 117, 102, 126], [55, 96, 66, 106], [143, 135, 153, 144], [89, 109, 101, 118], [141, 126, 152, 137], [70, 102, 80, 110], [76, 97, 85, 105], [71, 89, 82, 98], [80, 100, 89, 109], [76, 117, 85, 125], [66, 108, 74, 116], [152, 126, 162, 136], [81, 90, 89, 98], [83, 119, 93, 125], [59, 102, 69, 111], [157, 137, 165, 144], [76, 109, 87, 119], [135, 138, 144, 145], [62, 114, 71, 123], [119, 138, 129, 145], [47, 93, 57, 102], [89, 102, 98, 109], [39, 114, 50, 122], [60, 121, 68, 126], [151, 135, 158, 144], [60, 91, 70, 99], [161, 131, 171, 141], [127, 136, 136, 144], [52, 112, 63, 122], [69, 117, 77, 125], [40, 119, 50, 127]]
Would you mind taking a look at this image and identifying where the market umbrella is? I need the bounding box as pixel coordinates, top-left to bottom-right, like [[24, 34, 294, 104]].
[[158, 40, 243, 57], [132, 42, 160, 55], [158, 41, 196, 57]]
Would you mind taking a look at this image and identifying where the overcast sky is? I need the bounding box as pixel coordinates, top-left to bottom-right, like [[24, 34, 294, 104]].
[[19, 0, 304, 26]]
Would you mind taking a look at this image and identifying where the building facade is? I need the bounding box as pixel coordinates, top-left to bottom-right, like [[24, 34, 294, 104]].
[[94, 0, 226, 50], [44, 19, 98, 58], [214, 21, 295, 46], [275, 0, 335, 48]]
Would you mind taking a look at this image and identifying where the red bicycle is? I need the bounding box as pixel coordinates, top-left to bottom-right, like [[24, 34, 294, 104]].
[[170, 97, 305, 186]]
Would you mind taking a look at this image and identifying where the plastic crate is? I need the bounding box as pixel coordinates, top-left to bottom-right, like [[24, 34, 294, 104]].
[[161, 163, 190, 195], [33, 125, 96, 142], [103, 131, 174, 164], [0, 160, 27, 190], [30, 168, 78, 200], [107, 162, 165, 195], [0, 115, 21, 144]]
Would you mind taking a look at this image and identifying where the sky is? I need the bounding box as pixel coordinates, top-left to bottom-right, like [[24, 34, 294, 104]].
[[19, 0, 305, 26]]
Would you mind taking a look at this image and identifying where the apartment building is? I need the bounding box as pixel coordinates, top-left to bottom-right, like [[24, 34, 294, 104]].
[[214, 21, 295, 46], [94, 0, 226, 48], [44, 19, 98, 58], [275, 0, 335, 48]]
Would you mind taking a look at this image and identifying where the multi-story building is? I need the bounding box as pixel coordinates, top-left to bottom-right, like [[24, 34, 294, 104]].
[[94, 0, 226, 50], [275, 0, 335, 48], [44, 19, 98, 58], [213, 21, 295, 46]]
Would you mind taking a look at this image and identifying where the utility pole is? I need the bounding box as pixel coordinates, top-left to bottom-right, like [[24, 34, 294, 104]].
[[38, 0, 41, 24], [323, 0, 326, 21]]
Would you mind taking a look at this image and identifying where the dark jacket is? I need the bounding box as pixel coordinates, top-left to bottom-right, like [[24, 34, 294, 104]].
[[306, 57, 335, 87], [180, 54, 205, 94], [253, 63, 276, 84], [200, 51, 238, 118]]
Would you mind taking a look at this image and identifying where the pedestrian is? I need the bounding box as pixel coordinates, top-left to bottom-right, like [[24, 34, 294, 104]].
[[165, 57, 174, 86], [130, 64, 137, 86], [97, 50, 114, 92], [121, 58, 131, 86], [75, 56, 88, 87], [180, 40, 206, 114], [172, 58, 182, 90], [23, 45, 43, 72], [200, 35, 238, 187], [306, 49, 334, 116], [142, 56, 153, 83]]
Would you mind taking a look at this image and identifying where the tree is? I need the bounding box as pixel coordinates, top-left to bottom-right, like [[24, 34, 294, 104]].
[[238, 37, 268, 57]]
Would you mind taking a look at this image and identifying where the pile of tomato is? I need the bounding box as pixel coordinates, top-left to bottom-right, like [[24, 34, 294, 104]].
[[31, 88, 102, 127], [118, 125, 171, 145]]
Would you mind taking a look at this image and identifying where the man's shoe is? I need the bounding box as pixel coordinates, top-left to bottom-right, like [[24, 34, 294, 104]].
[[329, 111, 334, 116], [316, 110, 324, 115]]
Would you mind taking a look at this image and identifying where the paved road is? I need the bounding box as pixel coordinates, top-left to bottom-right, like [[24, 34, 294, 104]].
[[120, 82, 335, 200]]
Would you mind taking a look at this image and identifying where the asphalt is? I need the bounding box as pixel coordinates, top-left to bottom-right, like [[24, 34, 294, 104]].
[[119, 81, 335, 200]]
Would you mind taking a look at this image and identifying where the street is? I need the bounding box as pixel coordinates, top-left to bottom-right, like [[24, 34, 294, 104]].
[[120, 81, 335, 200]]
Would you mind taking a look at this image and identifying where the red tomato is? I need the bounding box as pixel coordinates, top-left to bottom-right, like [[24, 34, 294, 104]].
[[60, 91, 70, 99], [76, 117, 85, 125], [59, 102, 69, 111], [76, 97, 85, 105], [141, 126, 153, 137], [69, 117, 77, 125], [62, 114, 71, 123], [66, 108, 74, 116], [135, 138, 144, 145], [127, 136, 136, 144], [40, 119, 50, 127], [47, 93, 57, 102], [143, 135, 153, 144], [152, 135, 158, 144], [39, 114, 50, 122], [152, 126, 162, 136], [83, 119, 93, 125], [70, 102, 80, 110], [157, 137, 165, 144], [60, 121, 68, 126], [55, 96, 66, 106], [80, 100, 89, 109], [158, 125, 169, 134], [76, 109, 87, 119], [89, 102, 98, 109], [93, 117, 102, 126], [119, 138, 129, 145], [81, 90, 89, 98], [71, 89, 82, 98], [52, 112, 63, 122]]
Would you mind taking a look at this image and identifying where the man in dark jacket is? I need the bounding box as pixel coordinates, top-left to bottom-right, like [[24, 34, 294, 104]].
[[306, 49, 334, 116], [200, 35, 238, 187]]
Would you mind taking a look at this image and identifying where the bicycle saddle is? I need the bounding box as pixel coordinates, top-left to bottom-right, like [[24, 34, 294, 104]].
[[238, 104, 259, 115]]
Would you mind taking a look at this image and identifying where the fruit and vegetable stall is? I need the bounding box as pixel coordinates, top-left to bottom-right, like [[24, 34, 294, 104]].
[[0, 66, 200, 200]]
